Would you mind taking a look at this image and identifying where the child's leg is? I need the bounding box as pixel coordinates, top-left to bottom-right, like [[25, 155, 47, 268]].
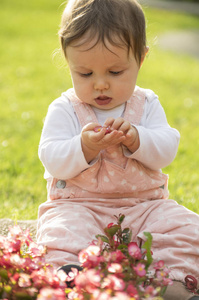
[[37, 201, 107, 268], [136, 199, 199, 297]]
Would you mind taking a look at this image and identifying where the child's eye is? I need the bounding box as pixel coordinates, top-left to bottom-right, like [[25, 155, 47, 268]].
[[80, 72, 92, 77], [109, 71, 122, 75]]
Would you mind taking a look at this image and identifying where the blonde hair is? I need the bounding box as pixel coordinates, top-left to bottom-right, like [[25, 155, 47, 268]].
[[59, 0, 146, 64]]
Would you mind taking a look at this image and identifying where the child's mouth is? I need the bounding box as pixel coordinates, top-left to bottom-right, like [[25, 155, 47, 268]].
[[95, 95, 112, 105]]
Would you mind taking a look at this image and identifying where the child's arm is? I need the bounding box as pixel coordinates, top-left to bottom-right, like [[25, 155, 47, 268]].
[[38, 98, 99, 179], [124, 92, 180, 171], [103, 91, 180, 171]]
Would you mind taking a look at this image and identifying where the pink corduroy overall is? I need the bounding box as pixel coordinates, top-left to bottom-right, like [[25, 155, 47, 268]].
[[37, 87, 199, 284]]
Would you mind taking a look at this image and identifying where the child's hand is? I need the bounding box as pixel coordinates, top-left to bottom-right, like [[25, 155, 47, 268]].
[[81, 122, 125, 163], [104, 117, 140, 153], [94, 126, 112, 135]]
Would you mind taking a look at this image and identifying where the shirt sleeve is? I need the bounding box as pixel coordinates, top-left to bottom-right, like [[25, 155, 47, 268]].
[[123, 89, 180, 170], [38, 95, 96, 179]]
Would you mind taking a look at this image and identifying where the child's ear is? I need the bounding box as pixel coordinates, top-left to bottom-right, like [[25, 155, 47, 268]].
[[140, 46, 149, 67]]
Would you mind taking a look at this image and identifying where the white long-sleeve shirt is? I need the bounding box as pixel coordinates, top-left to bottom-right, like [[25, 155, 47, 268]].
[[39, 87, 180, 180]]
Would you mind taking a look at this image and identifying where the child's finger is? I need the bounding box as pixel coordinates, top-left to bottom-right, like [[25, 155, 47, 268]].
[[104, 117, 115, 127], [103, 129, 124, 142], [109, 134, 126, 145], [118, 121, 132, 133], [110, 117, 124, 130], [91, 127, 107, 141], [126, 127, 137, 138], [82, 122, 101, 132]]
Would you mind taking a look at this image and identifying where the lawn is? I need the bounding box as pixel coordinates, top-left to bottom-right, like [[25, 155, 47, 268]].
[[0, 0, 199, 220]]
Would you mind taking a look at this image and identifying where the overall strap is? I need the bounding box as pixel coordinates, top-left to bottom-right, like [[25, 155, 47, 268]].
[[65, 89, 98, 127], [124, 86, 146, 125], [66, 86, 146, 127]]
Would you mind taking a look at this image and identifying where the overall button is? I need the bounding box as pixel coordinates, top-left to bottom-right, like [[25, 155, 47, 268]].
[[56, 180, 66, 189]]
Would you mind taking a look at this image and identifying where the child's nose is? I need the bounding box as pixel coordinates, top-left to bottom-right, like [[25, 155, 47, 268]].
[[94, 77, 109, 91]]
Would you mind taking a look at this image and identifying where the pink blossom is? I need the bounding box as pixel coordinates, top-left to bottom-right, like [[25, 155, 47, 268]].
[[1, 253, 12, 268], [78, 249, 89, 264], [28, 256, 46, 271], [79, 245, 101, 268], [85, 269, 101, 290], [156, 269, 170, 284], [112, 292, 130, 300], [128, 242, 142, 260], [75, 269, 101, 293], [64, 267, 78, 283], [7, 239, 21, 253], [74, 272, 88, 289], [23, 229, 33, 246], [107, 223, 115, 228], [144, 285, 157, 296], [37, 287, 66, 300], [94, 126, 103, 132], [18, 273, 31, 288], [133, 263, 146, 277], [162, 277, 173, 286], [86, 245, 101, 256], [57, 269, 68, 282], [26, 287, 38, 297], [28, 242, 46, 257], [110, 250, 125, 263], [102, 274, 125, 291], [92, 290, 111, 300], [42, 267, 62, 289], [8, 225, 23, 239], [89, 239, 98, 246], [67, 290, 80, 300], [111, 276, 125, 291], [10, 273, 20, 285], [94, 126, 111, 135], [0, 225, 67, 300], [154, 260, 165, 269], [0, 236, 6, 249], [31, 268, 61, 289], [0, 216, 172, 300], [126, 283, 139, 297], [80, 252, 102, 268], [30, 270, 45, 289], [108, 263, 122, 273], [113, 235, 120, 248], [10, 254, 25, 267]]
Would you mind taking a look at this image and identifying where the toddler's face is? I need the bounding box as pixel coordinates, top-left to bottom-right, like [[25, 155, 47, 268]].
[[66, 36, 142, 110]]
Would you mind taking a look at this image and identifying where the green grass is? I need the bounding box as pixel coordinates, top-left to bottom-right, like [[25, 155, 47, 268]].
[[0, 0, 199, 219]]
